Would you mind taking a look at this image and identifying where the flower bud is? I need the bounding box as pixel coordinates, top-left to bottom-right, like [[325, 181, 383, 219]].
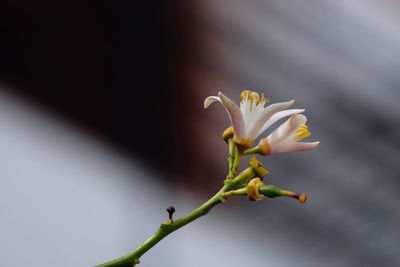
[[259, 184, 307, 204]]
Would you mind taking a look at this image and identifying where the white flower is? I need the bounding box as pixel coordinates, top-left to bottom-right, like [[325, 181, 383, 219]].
[[204, 91, 305, 148], [258, 114, 320, 155]]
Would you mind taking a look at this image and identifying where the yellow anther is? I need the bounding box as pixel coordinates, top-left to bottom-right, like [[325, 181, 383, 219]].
[[241, 90, 269, 106], [250, 92, 260, 104], [295, 124, 311, 141], [240, 90, 252, 101]]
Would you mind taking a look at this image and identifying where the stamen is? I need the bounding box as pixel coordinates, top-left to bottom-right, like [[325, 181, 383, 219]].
[[260, 93, 270, 105], [250, 92, 260, 103], [295, 124, 311, 141], [241, 90, 269, 111], [240, 90, 252, 101]]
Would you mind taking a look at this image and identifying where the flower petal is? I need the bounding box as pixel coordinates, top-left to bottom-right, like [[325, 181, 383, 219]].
[[246, 100, 295, 140], [257, 109, 305, 139], [218, 92, 245, 138], [240, 98, 250, 124], [266, 113, 306, 145], [271, 141, 320, 154], [204, 96, 221, 109]]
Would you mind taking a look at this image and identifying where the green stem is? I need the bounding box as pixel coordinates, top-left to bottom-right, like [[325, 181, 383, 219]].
[[227, 139, 236, 179], [228, 138, 235, 156], [232, 148, 242, 174], [95, 184, 231, 267]]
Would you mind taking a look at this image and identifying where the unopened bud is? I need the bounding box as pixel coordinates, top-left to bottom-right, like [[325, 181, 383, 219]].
[[259, 185, 307, 204]]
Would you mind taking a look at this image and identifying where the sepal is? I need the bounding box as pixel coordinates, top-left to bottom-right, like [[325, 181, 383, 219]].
[[248, 156, 269, 178]]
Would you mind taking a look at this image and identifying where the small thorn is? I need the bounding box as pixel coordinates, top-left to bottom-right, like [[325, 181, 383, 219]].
[[166, 206, 175, 221]]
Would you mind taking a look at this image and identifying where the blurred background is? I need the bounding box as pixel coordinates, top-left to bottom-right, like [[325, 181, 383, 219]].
[[0, 0, 399, 266]]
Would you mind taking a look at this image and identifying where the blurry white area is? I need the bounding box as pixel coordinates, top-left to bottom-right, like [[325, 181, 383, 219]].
[[0, 87, 330, 267]]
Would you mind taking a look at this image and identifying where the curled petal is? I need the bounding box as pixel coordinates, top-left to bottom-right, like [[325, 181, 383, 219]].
[[218, 92, 245, 138], [266, 114, 307, 145], [247, 100, 295, 140], [204, 96, 220, 109], [204, 93, 245, 139], [271, 141, 320, 154]]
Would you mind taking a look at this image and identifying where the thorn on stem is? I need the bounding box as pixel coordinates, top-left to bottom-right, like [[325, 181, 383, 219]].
[[166, 206, 175, 221]]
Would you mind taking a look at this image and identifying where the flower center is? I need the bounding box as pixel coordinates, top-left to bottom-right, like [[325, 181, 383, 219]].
[[240, 90, 269, 109], [295, 124, 311, 141]]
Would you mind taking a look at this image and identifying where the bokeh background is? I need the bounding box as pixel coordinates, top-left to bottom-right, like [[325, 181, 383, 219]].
[[1, 1, 400, 266]]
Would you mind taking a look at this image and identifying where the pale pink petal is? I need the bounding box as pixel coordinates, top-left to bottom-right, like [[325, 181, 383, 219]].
[[267, 113, 307, 144], [257, 109, 305, 139], [240, 98, 250, 123], [246, 100, 295, 140], [204, 96, 221, 109], [271, 141, 320, 154], [217, 92, 245, 138]]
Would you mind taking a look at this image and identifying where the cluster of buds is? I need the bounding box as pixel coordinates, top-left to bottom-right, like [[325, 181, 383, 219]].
[[205, 90, 319, 203]]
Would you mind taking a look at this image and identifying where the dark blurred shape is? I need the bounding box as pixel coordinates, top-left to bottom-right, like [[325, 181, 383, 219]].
[[0, 1, 202, 178]]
